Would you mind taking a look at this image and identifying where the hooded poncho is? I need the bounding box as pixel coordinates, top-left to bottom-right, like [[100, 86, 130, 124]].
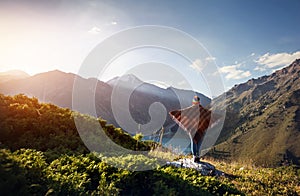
[[169, 105, 211, 144]]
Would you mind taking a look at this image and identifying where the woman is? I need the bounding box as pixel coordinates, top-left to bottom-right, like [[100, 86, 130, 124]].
[[169, 96, 211, 163]]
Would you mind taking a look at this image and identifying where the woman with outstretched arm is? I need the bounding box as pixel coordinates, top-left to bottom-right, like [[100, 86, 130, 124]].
[[169, 96, 212, 163]]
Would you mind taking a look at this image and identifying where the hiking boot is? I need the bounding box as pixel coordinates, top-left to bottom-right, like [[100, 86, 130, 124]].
[[194, 157, 200, 163]]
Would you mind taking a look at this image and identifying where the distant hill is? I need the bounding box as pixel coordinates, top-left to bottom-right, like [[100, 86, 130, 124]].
[[0, 70, 30, 83], [211, 59, 300, 166], [0, 70, 210, 136]]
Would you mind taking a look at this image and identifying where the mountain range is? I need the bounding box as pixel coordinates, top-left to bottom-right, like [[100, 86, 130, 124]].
[[0, 70, 210, 136], [0, 59, 299, 166]]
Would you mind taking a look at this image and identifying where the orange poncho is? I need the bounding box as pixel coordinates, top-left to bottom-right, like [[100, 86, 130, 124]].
[[169, 105, 211, 144]]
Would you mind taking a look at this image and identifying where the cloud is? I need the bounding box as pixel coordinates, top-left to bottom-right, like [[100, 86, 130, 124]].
[[111, 21, 117, 25], [219, 63, 251, 80], [254, 66, 266, 72], [255, 51, 300, 68], [250, 52, 255, 56], [189, 59, 204, 73], [205, 56, 216, 62], [88, 26, 101, 34], [189, 57, 216, 73]]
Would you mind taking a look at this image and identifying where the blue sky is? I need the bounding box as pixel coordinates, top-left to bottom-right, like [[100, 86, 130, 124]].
[[0, 0, 300, 96]]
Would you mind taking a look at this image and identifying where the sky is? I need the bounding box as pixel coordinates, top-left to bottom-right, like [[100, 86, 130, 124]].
[[0, 0, 300, 97]]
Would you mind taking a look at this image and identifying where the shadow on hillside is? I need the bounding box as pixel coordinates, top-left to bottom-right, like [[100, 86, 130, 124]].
[[206, 148, 231, 160], [0, 150, 47, 195], [284, 150, 300, 166], [116, 169, 242, 196], [116, 170, 211, 195]]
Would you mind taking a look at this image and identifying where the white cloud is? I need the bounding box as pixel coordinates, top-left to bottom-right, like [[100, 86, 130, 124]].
[[250, 52, 255, 56], [111, 21, 117, 25], [219, 63, 251, 80], [254, 66, 266, 72], [205, 56, 216, 62], [189, 59, 204, 73], [189, 57, 216, 73], [255, 51, 300, 68], [88, 26, 101, 34]]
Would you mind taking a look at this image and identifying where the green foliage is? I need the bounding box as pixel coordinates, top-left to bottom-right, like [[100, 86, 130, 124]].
[[133, 133, 144, 141], [0, 148, 48, 195], [0, 93, 151, 159], [160, 167, 241, 195], [0, 149, 244, 195], [99, 153, 161, 171]]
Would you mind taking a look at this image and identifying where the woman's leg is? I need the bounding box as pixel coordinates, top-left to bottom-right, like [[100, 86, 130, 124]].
[[193, 139, 202, 163], [190, 136, 197, 157], [195, 140, 202, 158], [190, 140, 199, 162], [190, 133, 202, 162]]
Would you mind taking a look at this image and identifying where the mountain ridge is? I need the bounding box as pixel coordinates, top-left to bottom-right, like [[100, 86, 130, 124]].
[[211, 59, 300, 166], [0, 70, 210, 136], [0, 70, 30, 83]]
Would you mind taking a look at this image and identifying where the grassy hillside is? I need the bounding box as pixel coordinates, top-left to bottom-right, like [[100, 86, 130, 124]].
[[0, 93, 151, 159], [0, 93, 299, 195]]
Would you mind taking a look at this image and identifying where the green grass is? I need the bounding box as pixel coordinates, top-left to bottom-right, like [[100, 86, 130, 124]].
[[207, 158, 300, 195]]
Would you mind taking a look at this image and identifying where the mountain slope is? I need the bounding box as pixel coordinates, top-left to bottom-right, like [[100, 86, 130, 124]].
[[211, 59, 300, 166]]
